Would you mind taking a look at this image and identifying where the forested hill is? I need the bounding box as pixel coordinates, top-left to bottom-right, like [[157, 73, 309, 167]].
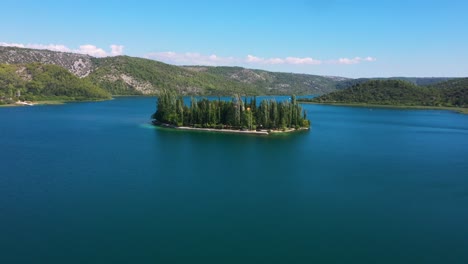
[[429, 78, 468, 107], [182, 66, 343, 95], [0, 46, 340, 95], [335, 77, 454, 90], [0, 63, 110, 104], [304, 79, 468, 108], [88, 56, 265, 95]]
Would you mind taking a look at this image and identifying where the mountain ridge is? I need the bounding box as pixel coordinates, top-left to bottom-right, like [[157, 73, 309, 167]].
[[0, 46, 463, 96]]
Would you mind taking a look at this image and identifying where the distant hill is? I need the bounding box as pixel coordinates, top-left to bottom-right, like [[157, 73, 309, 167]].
[[87, 56, 259, 95], [335, 77, 454, 90], [0, 46, 340, 95], [0, 46, 93, 77], [304, 79, 468, 108], [0, 63, 110, 104], [183, 66, 342, 95], [430, 78, 468, 107]]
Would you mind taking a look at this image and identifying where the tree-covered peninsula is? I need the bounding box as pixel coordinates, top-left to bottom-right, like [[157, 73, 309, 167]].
[[299, 79, 468, 112], [152, 91, 310, 134], [0, 63, 111, 105]]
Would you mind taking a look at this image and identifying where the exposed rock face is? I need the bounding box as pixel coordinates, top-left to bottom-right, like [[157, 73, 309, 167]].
[[101, 73, 156, 94], [0, 46, 94, 77]]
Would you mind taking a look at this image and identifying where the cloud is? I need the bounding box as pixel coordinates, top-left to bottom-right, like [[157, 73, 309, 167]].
[[333, 56, 377, 65], [147, 51, 376, 67], [146, 51, 239, 66], [147, 52, 327, 66], [285, 57, 322, 65], [246, 55, 286, 65], [0, 42, 124, 57], [110, 45, 124, 56]]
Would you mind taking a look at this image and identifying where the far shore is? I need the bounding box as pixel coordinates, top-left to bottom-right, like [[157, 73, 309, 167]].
[[299, 101, 468, 114], [0, 98, 111, 107], [0, 100, 65, 107], [153, 121, 309, 135]]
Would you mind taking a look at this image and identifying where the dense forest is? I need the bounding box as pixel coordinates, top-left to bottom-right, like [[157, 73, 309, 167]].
[[152, 91, 310, 130], [0, 63, 110, 104], [301, 79, 468, 108], [334, 77, 453, 90]]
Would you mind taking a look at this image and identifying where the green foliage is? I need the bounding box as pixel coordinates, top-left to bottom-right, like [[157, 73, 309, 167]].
[[0, 63, 110, 102], [335, 77, 455, 90], [152, 91, 310, 130], [302, 79, 468, 108], [86, 56, 260, 96], [429, 78, 468, 107], [185, 66, 338, 95]]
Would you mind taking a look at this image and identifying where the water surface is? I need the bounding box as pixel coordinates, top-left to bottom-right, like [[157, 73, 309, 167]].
[[1, 97, 467, 263]]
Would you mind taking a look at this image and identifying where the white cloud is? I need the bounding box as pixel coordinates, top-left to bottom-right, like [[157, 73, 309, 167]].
[[0, 42, 25, 48], [333, 56, 377, 65], [146, 52, 328, 66], [110, 45, 124, 56], [285, 57, 322, 65], [146, 51, 239, 66], [75, 45, 107, 57], [246, 55, 265, 63], [0, 42, 124, 57]]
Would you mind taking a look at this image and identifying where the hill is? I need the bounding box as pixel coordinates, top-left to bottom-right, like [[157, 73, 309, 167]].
[[183, 66, 341, 95], [86, 56, 259, 95], [0, 46, 93, 77], [0, 63, 110, 104], [0, 46, 340, 95], [430, 78, 468, 107], [303, 79, 468, 108], [335, 77, 454, 90]]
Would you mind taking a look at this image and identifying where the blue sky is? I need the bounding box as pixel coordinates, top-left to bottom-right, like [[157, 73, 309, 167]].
[[1, 0, 467, 78]]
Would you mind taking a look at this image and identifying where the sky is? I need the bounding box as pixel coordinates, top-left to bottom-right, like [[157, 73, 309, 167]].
[[1, 0, 467, 78]]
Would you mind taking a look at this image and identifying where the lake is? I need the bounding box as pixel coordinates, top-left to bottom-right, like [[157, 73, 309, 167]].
[[1, 96, 468, 263]]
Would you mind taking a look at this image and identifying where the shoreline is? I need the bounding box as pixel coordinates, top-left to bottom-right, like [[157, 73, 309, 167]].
[[299, 101, 468, 114], [152, 121, 309, 135], [0, 98, 111, 108], [0, 100, 65, 107]]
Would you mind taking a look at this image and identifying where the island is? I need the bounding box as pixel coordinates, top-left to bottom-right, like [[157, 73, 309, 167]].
[[298, 79, 468, 114], [151, 91, 310, 135]]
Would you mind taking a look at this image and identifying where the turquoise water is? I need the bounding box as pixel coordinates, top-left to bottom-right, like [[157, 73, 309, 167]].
[[1, 97, 468, 263]]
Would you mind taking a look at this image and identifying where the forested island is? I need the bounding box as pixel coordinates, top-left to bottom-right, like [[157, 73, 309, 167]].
[[152, 91, 310, 135], [299, 79, 468, 113]]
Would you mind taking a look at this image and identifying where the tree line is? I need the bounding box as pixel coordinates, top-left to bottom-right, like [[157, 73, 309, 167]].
[[152, 91, 310, 130], [302, 79, 468, 108], [0, 63, 110, 104]]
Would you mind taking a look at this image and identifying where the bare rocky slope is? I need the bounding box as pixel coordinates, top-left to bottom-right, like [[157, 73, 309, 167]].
[[0, 46, 93, 77]]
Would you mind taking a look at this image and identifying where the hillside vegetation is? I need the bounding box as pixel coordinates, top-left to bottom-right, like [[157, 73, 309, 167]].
[[0, 47, 342, 95], [183, 66, 340, 95], [335, 77, 454, 90], [87, 56, 258, 95], [0, 63, 110, 104], [303, 79, 468, 108]]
